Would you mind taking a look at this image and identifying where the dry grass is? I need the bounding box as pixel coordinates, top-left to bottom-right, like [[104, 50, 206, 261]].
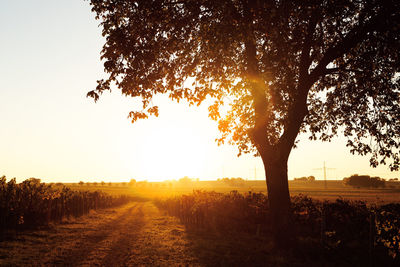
[[0, 201, 201, 266]]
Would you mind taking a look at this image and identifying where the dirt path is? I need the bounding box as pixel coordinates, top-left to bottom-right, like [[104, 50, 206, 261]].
[[0, 202, 200, 266]]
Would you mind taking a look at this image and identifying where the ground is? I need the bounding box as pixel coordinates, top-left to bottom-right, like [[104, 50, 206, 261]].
[[0, 202, 200, 266], [1, 181, 399, 266], [0, 201, 320, 266]]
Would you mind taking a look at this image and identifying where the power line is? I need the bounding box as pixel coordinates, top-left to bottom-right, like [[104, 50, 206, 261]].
[[313, 161, 336, 189]]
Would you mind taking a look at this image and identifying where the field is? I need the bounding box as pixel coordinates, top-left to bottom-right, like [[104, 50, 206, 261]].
[[1, 179, 399, 266], [67, 179, 400, 204]]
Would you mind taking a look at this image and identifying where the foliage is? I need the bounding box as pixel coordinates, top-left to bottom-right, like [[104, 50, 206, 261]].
[[0, 176, 134, 236], [178, 176, 193, 184], [88, 0, 400, 170], [343, 174, 386, 188], [156, 191, 400, 262], [217, 177, 246, 187], [294, 176, 316, 182]]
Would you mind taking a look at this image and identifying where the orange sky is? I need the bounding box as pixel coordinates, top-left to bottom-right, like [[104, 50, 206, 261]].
[[0, 0, 398, 183]]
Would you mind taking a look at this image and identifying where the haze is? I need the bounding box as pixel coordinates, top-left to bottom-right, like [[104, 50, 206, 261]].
[[0, 0, 398, 183]]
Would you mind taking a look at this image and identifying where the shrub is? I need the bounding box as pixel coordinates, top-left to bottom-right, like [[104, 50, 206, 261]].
[[155, 191, 400, 261], [0, 176, 134, 237], [343, 174, 385, 188]]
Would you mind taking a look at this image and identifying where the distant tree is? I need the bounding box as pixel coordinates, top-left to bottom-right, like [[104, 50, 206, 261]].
[[93, 182, 98, 186], [179, 176, 192, 184], [129, 179, 136, 186], [79, 181, 84, 186], [89, 0, 400, 245], [108, 182, 112, 186], [343, 174, 385, 188], [294, 177, 308, 181], [100, 181, 105, 186], [27, 177, 41, 183], [219, 177, 245, 187], [293, 176, 315, 182], [86, 182, 91, 186]]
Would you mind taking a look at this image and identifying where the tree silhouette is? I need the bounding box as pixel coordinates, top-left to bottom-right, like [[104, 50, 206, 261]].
[[88, 0, 400, 246]]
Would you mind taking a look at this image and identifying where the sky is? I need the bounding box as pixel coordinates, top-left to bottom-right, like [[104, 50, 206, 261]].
[[0, 0, 398, 183]]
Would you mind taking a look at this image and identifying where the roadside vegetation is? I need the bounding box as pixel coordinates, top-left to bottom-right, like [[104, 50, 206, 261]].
[[0, 176, 139, 239], [155, 190, 400, 265], [1, 175, 399, 265]]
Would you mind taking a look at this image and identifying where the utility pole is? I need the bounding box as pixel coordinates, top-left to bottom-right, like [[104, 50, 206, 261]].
[[313, 161, 336, 189]]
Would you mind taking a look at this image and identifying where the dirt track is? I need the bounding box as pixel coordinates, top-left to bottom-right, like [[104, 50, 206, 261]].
[[0, 202, 200, 266]]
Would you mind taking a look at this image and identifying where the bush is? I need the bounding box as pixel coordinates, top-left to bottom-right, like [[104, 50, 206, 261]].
[[0, 176, 134, 236], [217, 177, 246, 187], [294, 176, 315, 182], [155, 191, 400, 262], [343, 174, 385, 188]]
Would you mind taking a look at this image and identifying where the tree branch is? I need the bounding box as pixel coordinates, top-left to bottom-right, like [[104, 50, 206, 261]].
[[324, 67, 364, 75], [277, 11, 318, 159], [299, 11, 318, 83], [310, 5, 398, 83]]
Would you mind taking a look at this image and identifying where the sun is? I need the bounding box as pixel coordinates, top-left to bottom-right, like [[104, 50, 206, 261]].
[[138, 125, 207, 181]]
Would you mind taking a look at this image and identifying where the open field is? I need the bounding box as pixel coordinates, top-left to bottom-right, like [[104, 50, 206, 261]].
[[66, 180, 400, 204]]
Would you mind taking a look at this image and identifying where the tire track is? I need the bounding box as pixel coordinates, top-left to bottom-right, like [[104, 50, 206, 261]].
[[1, 201, 201, 266], [44, 202, 142, 266]]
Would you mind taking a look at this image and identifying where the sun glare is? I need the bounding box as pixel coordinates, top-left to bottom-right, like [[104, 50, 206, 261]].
[[138, 125, 207, 181]]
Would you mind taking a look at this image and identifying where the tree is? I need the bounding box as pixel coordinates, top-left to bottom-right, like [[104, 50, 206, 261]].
[[129, 179, 136, 186], [179, 176, 192, 184], [343, 174, 385, 188], [294, 176, 315, 182], [88, 0, 400, 246]]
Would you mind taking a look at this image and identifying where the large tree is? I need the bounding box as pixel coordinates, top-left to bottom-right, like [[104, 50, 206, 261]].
[[88, 0, 400, 245]]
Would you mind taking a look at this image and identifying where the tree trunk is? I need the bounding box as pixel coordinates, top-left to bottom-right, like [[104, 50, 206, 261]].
[[260, 150, 293, 248]]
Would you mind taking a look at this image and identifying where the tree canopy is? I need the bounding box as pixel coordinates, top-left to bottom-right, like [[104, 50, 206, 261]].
[[88, 0, 399, 171], [343, 174, 386, 188]]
